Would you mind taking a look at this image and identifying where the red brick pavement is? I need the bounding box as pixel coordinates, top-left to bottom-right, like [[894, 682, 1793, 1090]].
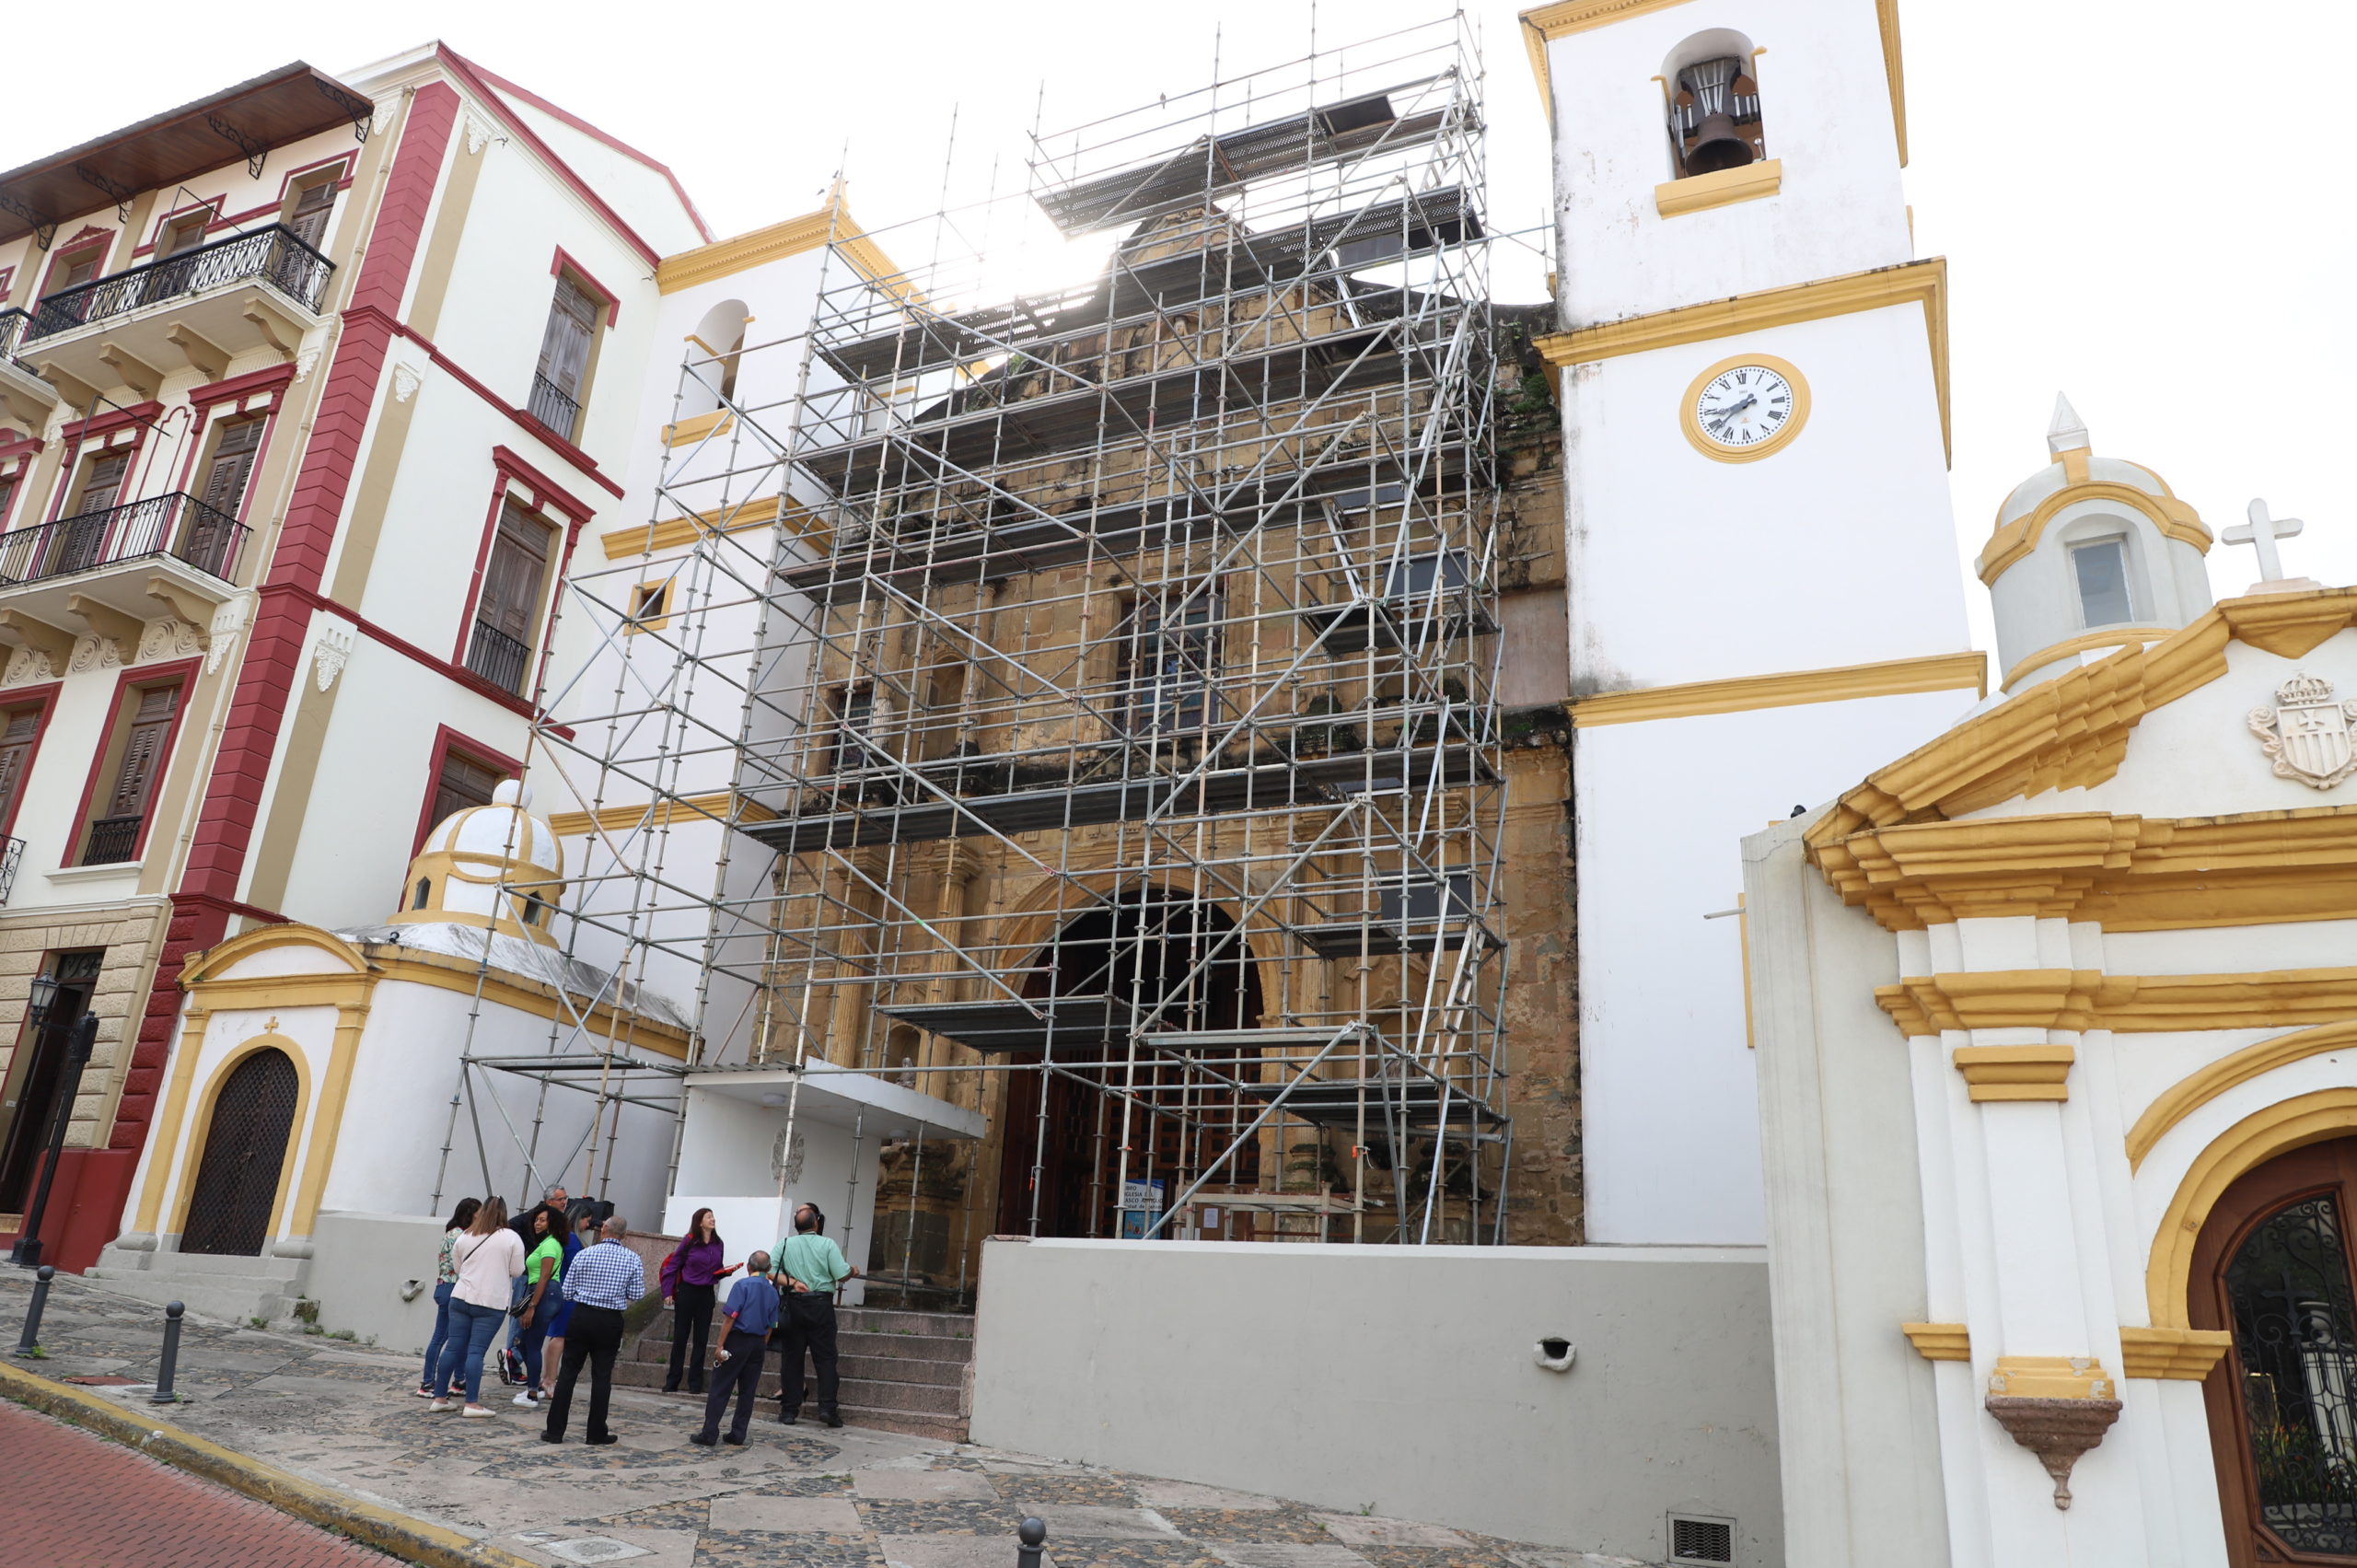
[[0, 1400, 389, 1566]]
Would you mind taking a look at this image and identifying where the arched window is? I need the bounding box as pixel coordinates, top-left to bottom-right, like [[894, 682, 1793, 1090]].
[[1665, 32, 1765, 178], [412, 878, 432, 910], [679, 300, 749, 419]]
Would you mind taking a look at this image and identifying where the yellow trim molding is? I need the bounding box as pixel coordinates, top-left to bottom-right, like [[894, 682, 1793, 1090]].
[[1518, 0, 1906, 161], [661, 409, 732, 448], [2117, 1326, 2234, 1380], [1988, 1355, 2116, 1401], [545, 792, 779, 840], [1537, 260, 1948, 460], [1678, 351, 1809, 464], [2128, 1016, 2357, 1169], [1881, 966, 2357, 1040], [1978, 481, 2210, 587], [1805, 588, 2357, 860], [656, 192, 910, 299], [599, 495, 829, 560], [2147, 1088, 2357, 1330], [1880, 970, 2102, 1034], [1656, 159, 1782, 219], [1953, 1043, 2075, 1102], [1901, 1321, 1969, 1362], [1569, 648, 1984, 727], [2002, 626, 2176, 692]]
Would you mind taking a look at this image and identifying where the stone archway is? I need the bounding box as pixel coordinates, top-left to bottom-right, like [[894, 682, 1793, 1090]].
[[180, 1048, 300, 1257]]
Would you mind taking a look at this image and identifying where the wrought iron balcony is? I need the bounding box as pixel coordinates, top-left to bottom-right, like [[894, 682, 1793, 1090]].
[[527, 373, 581, 441], [0, 492, 247, 587], [82, 816, 141, 866], [0, 834, 20, 905], [24, 225, 332, 344], [465, 619, 532, 695], [0, 308, 29, 366]]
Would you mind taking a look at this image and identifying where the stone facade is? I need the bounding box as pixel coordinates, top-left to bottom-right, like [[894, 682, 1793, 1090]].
[[0, 900, 168, 1163]]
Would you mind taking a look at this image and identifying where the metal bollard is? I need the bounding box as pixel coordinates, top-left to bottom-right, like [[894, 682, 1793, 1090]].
[[151, 1301, 184, 1403], [12, 1264, 53, 1356], [1016, 1516, 1047, 1568]]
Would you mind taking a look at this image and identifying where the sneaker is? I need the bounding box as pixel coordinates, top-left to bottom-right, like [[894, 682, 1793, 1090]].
[[512, 1389, 538, 1408], [412, 1387, 435, 1400], [427, 1400, 456, 1413], [461, 1404, 495, 1418]]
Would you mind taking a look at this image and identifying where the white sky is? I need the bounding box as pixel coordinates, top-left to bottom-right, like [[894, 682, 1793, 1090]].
[[5, 1, 2348, 655]]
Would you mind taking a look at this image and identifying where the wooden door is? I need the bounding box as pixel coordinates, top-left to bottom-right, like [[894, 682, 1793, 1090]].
[[0, 952, 101, 1210], [180, 1049, 300, 1256], [2193, 1137, 2357, 1564]]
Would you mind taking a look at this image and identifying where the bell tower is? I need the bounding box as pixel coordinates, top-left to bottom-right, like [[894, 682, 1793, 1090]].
[[1523, 0, 1980, 1245]]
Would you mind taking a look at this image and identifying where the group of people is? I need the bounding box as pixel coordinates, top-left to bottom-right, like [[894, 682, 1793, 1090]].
[[410, 1188, 857, 1448]]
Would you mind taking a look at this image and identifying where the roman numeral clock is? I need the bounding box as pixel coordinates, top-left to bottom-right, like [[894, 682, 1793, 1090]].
[[1681, 354, 1810, 462]]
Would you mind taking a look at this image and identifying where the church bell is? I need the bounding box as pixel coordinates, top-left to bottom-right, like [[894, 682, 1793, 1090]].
[[1671, 56, 1761, 177], [1684, 113, 1754, 174]]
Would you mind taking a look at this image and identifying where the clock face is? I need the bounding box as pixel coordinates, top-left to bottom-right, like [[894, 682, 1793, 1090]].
[[1693, 365, 1796, 450]]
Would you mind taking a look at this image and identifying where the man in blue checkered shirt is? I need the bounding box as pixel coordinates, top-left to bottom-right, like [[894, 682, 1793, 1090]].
[[542, 1215, 644, 1446]]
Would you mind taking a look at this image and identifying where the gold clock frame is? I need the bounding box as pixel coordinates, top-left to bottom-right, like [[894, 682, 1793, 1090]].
[[1681, 353, 1811, 464]]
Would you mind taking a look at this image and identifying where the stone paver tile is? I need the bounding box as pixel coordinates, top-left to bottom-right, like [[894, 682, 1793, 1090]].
[[1315, 1518, 1471, 1550], [880, 1537, 1064, 1568], [707, 1493, 865, 1532], [692, 1533, 881, 1566], [1162, 1507, 1338, 1544], [1354, 1550, 1528, 1568], [858, 1468, 1002, 1500], [996, 1473, 1140, 1506], [1212, 1549, 1375, 1568], [1034, 1504, 1181, 1539], [508, 1527, 700, 1567], [1134, 1481, 1283, 1512], [1036, 1545, 1222, 1568], [859, 1498, 1030, 1535]]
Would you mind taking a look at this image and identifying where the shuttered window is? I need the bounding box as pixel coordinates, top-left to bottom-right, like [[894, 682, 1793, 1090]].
[[157, 215, 207, 259], [536, 275, 599, 402], [284, 178, 336, 250], [197, 419, 263, 517], [478, 505, 552, 643], [0, 472, 17, 529], [68, 449, 130, 517], [430, 749, 504, 827], [0, 707, 39, 830], [106, 687, 177, 819], [57, 249, 103, 290]]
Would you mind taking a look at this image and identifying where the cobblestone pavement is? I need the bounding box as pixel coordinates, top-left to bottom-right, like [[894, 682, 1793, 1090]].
[[0, 1399, 392, 1566], [0, 1269, 1617, 1568]]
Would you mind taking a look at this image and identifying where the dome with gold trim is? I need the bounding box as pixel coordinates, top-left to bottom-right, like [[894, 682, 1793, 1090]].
[[389, 780, 567, 947]]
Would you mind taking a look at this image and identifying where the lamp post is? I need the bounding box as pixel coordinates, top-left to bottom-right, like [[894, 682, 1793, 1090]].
[[9, 1010, 99, 1269]]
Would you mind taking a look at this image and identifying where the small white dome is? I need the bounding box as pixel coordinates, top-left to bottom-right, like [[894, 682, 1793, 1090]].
[[392, 781, 566, 945], [419, 794, 563, 878]]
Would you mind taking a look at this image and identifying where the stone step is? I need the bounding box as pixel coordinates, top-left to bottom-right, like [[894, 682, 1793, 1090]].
[[839, 1352, 963, 1388], [838, 1330, 973, 1363], [612, 1360, 964, 1417], [838, 1307, 974, 1339], [84, 1269, 302, 1326], [94, 1247, 309, 1283], [609, 1368, 969, 1441]]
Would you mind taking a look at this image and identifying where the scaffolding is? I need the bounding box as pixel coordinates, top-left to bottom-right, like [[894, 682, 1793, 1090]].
[[484, 11, 1520, 1289]]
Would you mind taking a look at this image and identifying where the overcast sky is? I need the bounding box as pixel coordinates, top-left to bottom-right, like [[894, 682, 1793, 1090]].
[[4, 2, 2346, 654]]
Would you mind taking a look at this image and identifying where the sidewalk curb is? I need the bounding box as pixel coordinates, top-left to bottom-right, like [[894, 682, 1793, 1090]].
[[0, 1360, 538, 1568]]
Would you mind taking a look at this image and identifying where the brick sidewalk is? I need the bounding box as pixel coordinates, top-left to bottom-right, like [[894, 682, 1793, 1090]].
[[0, 1400, 389, 1566]]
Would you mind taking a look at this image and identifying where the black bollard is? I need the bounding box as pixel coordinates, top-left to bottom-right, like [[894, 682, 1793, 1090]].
[[12, 1264, 53, 1356], [1016, 1516, 1047, 1568], [151, 1301, 184, 1403]]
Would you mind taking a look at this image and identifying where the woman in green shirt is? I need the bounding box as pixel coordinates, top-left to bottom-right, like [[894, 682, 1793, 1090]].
[[513, 1204, 567, 1407]]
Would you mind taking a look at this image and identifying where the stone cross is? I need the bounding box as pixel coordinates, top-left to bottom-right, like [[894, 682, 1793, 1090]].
[[2225, 498, 2305, 585]]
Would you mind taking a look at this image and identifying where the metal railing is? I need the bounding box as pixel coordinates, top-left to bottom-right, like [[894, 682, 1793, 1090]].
[[24, 224, 333, 343], [527, 373, 581, 441], [82, 816, 140, 866], [0, 834, 20, 905], [466, 620, 532, 695], [0, 492, 246, 586], [0, 308, 29, 366]]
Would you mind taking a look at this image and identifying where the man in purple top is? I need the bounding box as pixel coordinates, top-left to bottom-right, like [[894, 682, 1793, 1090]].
[[660, 1207, 738, 1395]]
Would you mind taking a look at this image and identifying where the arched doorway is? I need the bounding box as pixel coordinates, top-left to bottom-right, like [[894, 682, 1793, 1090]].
[[180, 1048, 300, 1257], [2192, 1136, 2357, 1564], [994, 892, 1263, 1237]]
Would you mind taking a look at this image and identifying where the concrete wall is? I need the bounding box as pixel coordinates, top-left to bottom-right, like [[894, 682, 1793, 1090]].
[[970, 1238, 1782, 1562], [307, 1210, 452, 1354]]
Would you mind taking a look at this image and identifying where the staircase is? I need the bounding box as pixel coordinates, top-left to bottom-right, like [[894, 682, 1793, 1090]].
[[87, 1244, 312, 1327], [618, 1302, 973, 1441]]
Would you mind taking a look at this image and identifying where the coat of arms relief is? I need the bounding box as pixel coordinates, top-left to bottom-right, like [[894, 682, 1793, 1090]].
[[2250, 673, 2357, 789]]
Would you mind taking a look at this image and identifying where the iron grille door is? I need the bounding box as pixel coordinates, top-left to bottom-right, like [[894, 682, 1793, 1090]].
[[180, 1048, 299, 1256]]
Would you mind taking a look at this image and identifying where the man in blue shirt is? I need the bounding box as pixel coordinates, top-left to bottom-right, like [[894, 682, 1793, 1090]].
[[540, 1215, 644, 1447], [690, 1249, 782, 1446]]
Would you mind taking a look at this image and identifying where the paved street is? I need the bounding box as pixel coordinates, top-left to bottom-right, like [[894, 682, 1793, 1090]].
[[0, 1400, 391, 1566], [0, 1269, 1620, 1568]]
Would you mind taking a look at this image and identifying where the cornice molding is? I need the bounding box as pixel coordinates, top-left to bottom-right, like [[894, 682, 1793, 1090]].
[[1879, 966, 2357, 1040], [1655, 159, 1782, 219], [656, 195, 910, 299], [2116, 1326, 2235, 1380], [1900, 1321, 1969, 1362], [2001, 626, 2176, 693], [600, 495, 829, 560], [1805, 589, 2357, 853], [546, 792, 778, 840], [1569, 648, 1984, 727], [1536, 260, 1949, 460], [1953, 1043, 2075, 1102], [1979, 480, 2211, 587]]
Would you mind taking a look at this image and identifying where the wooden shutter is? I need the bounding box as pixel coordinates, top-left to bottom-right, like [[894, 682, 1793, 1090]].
[[198, 420, 263, 517], [475, 505, 552, 641], [104, 686, 179, 819], [430, 750, 504, 825], [0, 708, 36, 826], [285, 180, 335, 250], [0, 473, 17, 530], [71, 450, 130, 517], [60, 250, 101, 289], [536, 277, 598, 400], [157, 216, 206, 259]]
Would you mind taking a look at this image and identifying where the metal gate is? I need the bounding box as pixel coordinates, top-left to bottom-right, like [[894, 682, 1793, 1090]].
[[180, 1048, 298, 1256]]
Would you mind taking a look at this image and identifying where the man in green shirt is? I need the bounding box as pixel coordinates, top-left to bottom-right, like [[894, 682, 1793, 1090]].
[[774, 1202, 858, 1427]]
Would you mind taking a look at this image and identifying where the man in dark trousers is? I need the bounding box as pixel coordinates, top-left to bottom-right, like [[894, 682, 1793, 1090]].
[[540, 1215, 643, 1446], [690, 1249, 781, 1446], [775, 1202, 859, 1426]]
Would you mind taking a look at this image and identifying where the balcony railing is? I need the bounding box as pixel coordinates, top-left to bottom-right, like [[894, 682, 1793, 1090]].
[[0, 492, 247, 587], [24, 225, 333, 343], [82, 816, 141, 866], [527, 373, 581, 441], [465, 620, 532, 695], [0, 834, 19, 905], [0, 308, 29, 366]]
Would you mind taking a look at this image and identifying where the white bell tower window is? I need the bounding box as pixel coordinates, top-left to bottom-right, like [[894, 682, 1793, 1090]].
[[2070, 537, 2134, 627]]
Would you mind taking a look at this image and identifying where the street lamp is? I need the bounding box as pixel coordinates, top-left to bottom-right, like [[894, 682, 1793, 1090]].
[[9, 1010, 98, 1270]]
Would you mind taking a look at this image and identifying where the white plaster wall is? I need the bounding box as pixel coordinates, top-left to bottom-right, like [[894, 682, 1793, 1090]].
[[1543, 0, 1910, 327], [970, 1238, 1782, 1560], [1577, 684, 1980, 1244], [1563, 305, 1965, 692], [494, 99, 707, 259], [668, 1085, 880, 1290], [305, 1210, 452, 1353]]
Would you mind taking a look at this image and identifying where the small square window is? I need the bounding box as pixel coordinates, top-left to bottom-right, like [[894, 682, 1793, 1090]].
[[626, 580, 673, 633], [2071, 537, 2133, 628]]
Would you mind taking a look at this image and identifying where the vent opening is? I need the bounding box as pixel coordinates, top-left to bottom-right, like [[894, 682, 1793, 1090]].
[[1669, 1514, 1735, 1565]]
